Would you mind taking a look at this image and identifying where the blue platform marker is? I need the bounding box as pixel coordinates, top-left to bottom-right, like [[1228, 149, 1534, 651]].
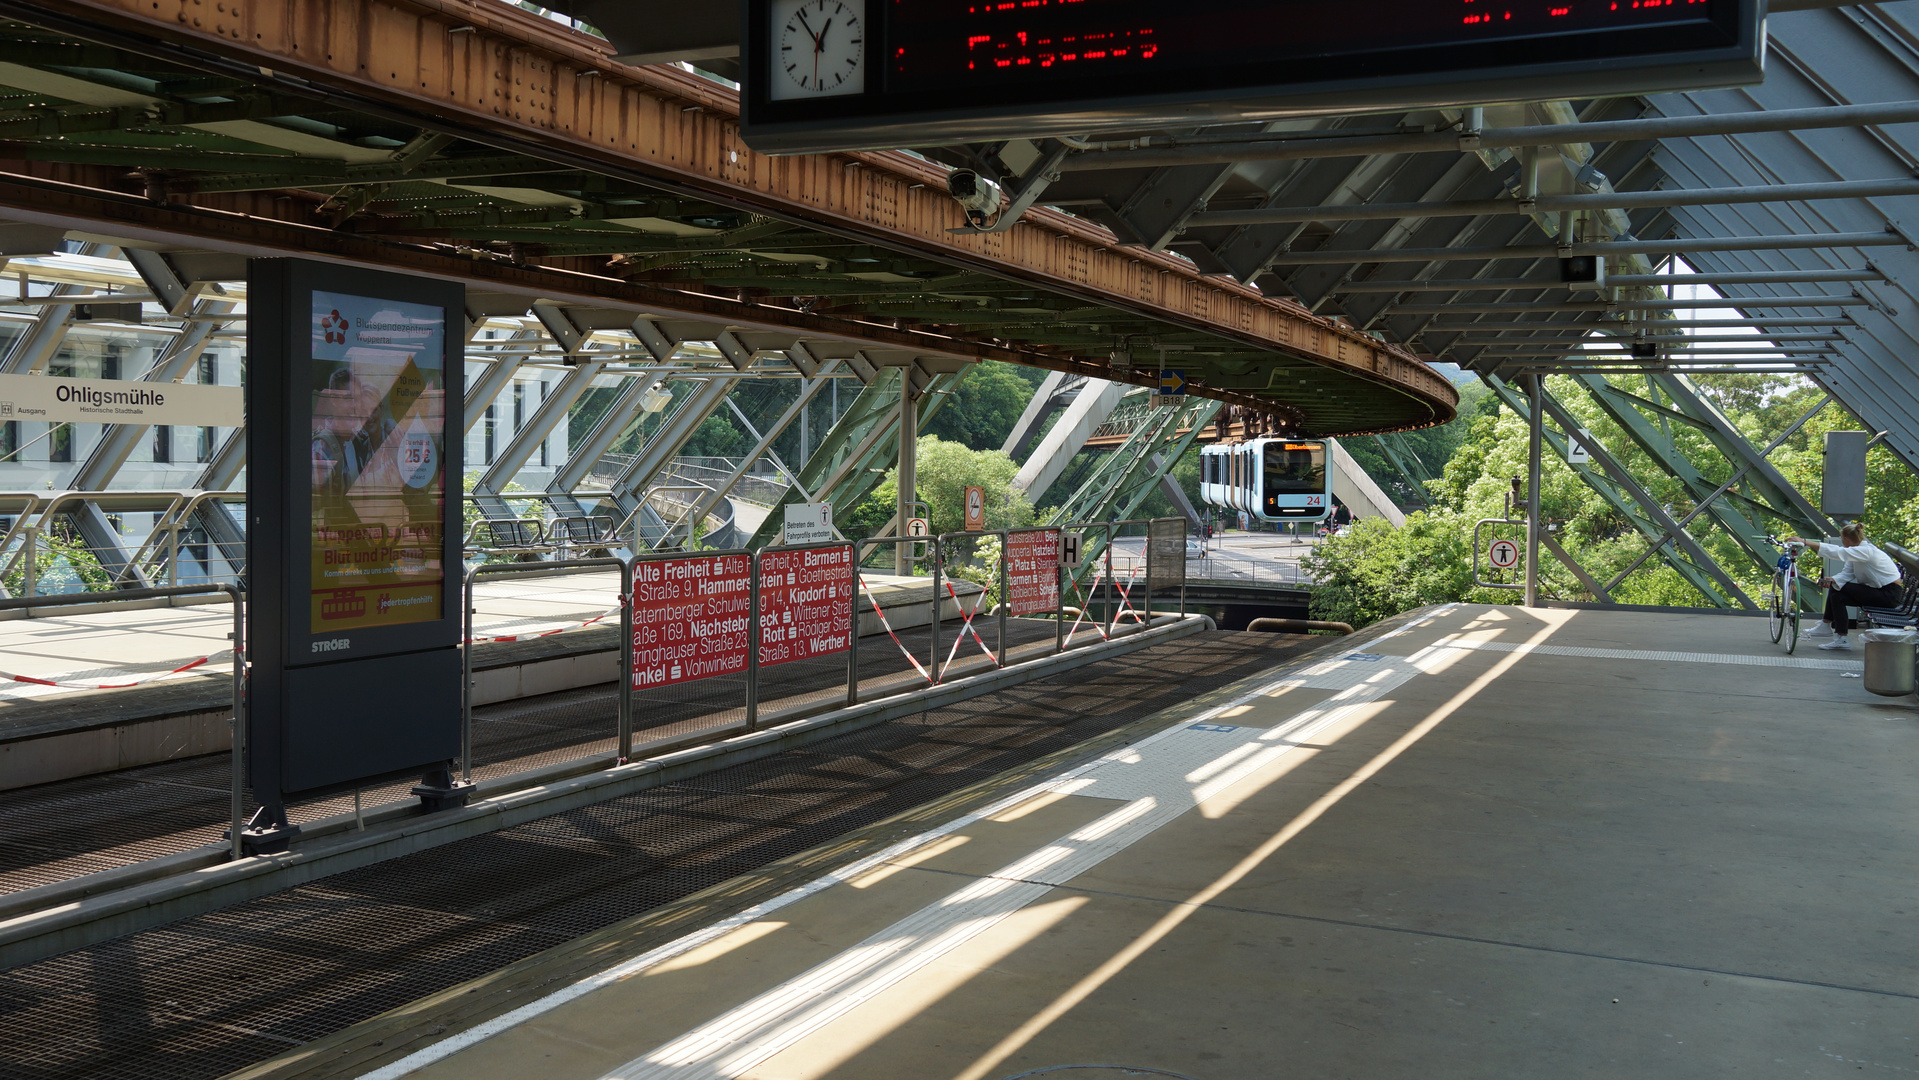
[[1189, 723, 1241, 733], [1343, 653, 1385, 662]]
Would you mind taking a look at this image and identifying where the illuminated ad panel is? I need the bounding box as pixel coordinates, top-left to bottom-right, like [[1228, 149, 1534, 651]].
[[1006, 530, 1062, 617], [758, 545, 854, 668], [743, 0, 1761, 152], [309, 291, 447, 635], [632, 554, 753, 689]]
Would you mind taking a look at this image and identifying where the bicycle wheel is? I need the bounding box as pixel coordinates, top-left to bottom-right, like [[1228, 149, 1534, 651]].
[[1768, 574, 1785, 643], [1784, 574, 1801, 654]]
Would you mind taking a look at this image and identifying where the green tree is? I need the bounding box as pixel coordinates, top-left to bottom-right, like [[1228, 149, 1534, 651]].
[[923, 361, 1040, 451]]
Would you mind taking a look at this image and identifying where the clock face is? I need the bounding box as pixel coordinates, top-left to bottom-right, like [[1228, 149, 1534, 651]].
[[769, 0, 866, 101]]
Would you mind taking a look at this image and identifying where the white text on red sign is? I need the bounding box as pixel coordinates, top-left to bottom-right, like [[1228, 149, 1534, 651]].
[[631, 554, 751, 689]]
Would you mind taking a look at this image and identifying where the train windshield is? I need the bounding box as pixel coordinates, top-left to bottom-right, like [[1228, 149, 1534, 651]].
[[1263, 442, 1326, 497]]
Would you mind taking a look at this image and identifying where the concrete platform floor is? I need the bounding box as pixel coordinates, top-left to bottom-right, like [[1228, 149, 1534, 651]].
[[316, 603, 1916, 1080], [0, 570, 943, 702]]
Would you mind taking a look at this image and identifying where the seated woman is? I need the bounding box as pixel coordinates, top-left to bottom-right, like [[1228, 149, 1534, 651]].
[[1783, 522, 1904, 651]]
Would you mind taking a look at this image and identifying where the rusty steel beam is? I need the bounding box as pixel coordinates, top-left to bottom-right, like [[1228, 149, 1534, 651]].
[[19, 0, 1456, 434], [0, 169, 1369, 428]]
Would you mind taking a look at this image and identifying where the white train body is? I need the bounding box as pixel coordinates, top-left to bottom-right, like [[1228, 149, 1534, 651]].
[[1199, 438, 1331, 522]]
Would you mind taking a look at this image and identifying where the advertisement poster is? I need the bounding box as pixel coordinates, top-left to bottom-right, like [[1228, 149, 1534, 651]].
[[309, 291, 447, 634], [632, 554, 752, 690], [758, 545, 853, 668], [1006, 529, 1061, 616]]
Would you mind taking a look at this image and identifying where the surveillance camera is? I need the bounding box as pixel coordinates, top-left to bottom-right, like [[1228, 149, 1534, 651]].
[[947, 170, 1004, 218]]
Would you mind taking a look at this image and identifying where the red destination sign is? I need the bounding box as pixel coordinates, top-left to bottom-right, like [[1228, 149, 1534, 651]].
[[759, 545, 854, 668], [631, 554, 751, 690], [1006, 530, 1061, 616]]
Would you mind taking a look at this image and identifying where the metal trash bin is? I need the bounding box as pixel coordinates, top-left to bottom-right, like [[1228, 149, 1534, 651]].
[[1860, 629, 1918, 697]]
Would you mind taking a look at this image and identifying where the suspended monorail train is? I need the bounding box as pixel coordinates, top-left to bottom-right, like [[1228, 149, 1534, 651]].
[[1199, 438, 1332, 522]]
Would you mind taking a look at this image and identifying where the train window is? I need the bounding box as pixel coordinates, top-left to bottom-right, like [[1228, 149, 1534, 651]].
[[1263, 442, 1326, 498]]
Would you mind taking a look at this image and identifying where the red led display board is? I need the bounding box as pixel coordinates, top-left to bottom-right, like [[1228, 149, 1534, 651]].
[[743, 0, 1762, 153], [1005, 529, 1062, 617], [758, 545, 855, 668], [632, 554, 753, 689]]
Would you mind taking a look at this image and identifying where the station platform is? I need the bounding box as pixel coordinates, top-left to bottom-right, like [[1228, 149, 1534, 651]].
[[202, 602, 1914, 1080], [0, 571, 981, 791]]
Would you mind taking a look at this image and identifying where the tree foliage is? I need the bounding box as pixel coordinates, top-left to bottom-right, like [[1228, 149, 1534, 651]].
[[1307, 372, 1919, 627], [923, 361, 1046, 451]]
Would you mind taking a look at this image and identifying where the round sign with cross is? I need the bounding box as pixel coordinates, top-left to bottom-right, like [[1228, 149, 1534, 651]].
[[1488, 538, 1520, 569]]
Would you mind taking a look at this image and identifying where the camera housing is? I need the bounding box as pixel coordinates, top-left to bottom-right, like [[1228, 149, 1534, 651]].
[[947, 170, 1004, 224]]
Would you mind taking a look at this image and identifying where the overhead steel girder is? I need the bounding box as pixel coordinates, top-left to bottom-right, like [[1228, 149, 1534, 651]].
[[28, 0, 1453, 434], [1000, 370, 1073, 463], [1575, 374, 1825, 584], [476, 359, 601, 495], [1483, 376, 1747, 606], [745, 365, 969, 548]]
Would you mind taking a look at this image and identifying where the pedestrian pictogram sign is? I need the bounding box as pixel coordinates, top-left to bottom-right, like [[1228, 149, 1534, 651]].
[[963, 485, 985, 531], [906, 517, 929, 537], [1488, 538, 1520, 569]]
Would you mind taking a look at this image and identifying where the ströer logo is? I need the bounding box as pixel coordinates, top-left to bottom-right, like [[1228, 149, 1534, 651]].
[[311, 638, 351, 653]]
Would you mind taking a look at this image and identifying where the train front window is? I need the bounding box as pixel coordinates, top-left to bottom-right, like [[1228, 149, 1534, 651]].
[[1263, 442, 1325, 497]]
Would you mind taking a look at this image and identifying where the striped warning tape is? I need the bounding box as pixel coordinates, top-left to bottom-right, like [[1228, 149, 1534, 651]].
[[1, 648, 235, 690], [856, 571, 936, 685], [464, 601, 622, 644]]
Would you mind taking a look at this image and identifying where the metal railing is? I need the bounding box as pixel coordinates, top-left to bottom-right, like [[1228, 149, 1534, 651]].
[[0, 583, 246, 855], [461, 558, 630, 781]]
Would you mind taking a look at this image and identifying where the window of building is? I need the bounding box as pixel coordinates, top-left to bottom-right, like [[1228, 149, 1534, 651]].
[[152, 425, 171, 463], [539, 380, 549, 466], [197, 426, 215, 464], [513, 381, 526, 432], [49, 424, 71, 463], [0, 421, 16, 461], [483, 404, 496, 464], [199, 354, 218, 385]]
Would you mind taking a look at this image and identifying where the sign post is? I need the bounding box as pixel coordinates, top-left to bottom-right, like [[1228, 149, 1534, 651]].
[[245, 259, 465, 852]]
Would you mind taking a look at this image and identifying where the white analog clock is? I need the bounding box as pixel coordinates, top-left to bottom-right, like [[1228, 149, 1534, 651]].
[[768, 0, 866, 101]]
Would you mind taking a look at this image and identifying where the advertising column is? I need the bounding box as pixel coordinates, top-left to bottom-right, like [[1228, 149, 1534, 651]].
[[246, 260, 464, 851]]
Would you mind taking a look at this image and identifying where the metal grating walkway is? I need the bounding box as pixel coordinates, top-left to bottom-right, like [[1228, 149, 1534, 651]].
[[0, 630, 1315, 1080], [0, 621, 1057, 897]]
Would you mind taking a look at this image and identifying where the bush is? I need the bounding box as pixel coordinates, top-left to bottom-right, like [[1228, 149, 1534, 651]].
[[1302, 511, 1482, 627]]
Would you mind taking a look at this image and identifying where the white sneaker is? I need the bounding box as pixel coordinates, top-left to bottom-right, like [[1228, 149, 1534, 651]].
[[1804, 622, 1834, 638], [1819, 636, 1852, 651]]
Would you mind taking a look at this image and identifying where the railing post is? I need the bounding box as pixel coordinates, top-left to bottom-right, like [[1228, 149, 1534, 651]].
[[618, 557, 633, 762], [23, 525, 36, 597], [847, 540, 861, 708], [1059, 529, 1074, 656], [461, 567, 477, 782], [227, 584, 245, 861], [745, 550, 761, 732], [997, 531, 1008, 668], [929, 536, 941, 679]]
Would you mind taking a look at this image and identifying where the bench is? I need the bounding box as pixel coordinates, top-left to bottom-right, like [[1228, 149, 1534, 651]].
[[1859, 541, 1919, 629]]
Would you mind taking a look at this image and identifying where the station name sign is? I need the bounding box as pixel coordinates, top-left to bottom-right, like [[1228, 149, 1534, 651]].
[[743, 0, 1762, 153], [0, 372, 241, 427]]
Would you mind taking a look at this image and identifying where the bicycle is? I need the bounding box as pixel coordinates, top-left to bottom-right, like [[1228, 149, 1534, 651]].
[[1765, 534, 1806, 653]]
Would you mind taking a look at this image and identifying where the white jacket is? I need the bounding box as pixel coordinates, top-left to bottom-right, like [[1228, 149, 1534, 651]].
[[1816, 538, 1902, 589]]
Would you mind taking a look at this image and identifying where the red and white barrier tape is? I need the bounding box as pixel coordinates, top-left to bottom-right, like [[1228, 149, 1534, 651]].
[[1, 648, 235, 690], [937, 575, 1002, 681], [856, 571, 936, 685], [464, 603, 622, 644]]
